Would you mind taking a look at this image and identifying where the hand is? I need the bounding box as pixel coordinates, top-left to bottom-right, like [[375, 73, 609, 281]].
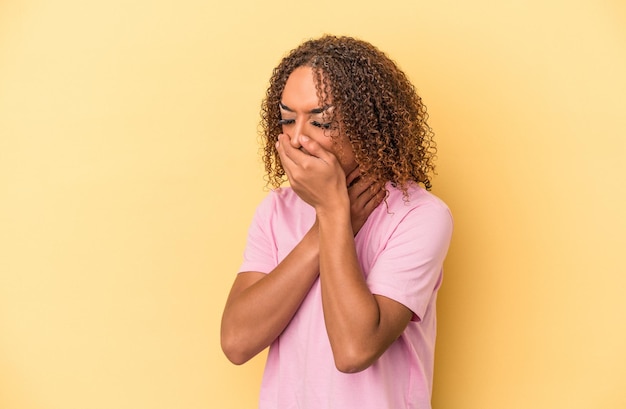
[[345, 166, 386, 234], [276, 133, 348, 211]]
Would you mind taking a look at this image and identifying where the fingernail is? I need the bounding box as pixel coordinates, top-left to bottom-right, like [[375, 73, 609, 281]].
[[300, 135, 309, 142]]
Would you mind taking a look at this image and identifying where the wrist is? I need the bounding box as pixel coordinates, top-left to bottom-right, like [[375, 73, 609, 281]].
[[315, 200, 351, 227]]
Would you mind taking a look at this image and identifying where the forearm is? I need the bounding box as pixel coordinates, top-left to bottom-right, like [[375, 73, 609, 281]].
[[221, 225, 320, 364], [317, 205, 386, 372]]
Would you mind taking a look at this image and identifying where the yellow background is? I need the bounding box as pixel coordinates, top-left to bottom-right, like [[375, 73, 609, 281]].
[[1, 0, 624, 408]]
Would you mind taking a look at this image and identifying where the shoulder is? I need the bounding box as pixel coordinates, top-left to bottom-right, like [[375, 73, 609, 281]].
[[378, 183, 453, 247], [360, 182, 452, 248], [385, 182, 452, 221], [255, 187, 301, 212], [253, 187, 313, 226]]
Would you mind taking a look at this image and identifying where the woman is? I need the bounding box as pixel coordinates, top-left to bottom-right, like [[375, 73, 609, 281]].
[[221, 35, 453, 409]]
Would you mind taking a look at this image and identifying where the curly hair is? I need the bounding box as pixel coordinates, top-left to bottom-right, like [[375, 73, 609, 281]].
[[260, 35, 437, 195]]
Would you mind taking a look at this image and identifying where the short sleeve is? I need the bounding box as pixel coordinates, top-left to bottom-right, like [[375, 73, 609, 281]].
[[366, 200, 453, 321], [238, 193, 278, 274]]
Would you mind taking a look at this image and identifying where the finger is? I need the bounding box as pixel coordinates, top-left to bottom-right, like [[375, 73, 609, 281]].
[[346, 166, 361, 187], [275, 134, 292, 169], [351, 180, 385, 208], [298, 135, 333, 165], [347, 177, 369, 204], [349, 175, 378, 200], [276, 136, 296, 181], [277, 134, 307, 167], [362, 186, 386, 213]]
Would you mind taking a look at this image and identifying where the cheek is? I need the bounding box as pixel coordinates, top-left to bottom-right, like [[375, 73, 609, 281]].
[[318, 137, 335, 153], [306, 127, 333, 148], [330, 139, 356, 164]]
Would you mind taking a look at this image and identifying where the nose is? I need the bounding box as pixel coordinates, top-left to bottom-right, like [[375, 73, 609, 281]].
[[289, 119, 305, 148]]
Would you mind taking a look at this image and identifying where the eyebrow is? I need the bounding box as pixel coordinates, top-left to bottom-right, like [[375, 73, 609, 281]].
[[279, 101, 332, 114]]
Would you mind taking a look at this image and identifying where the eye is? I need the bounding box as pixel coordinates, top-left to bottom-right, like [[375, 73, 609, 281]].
[[311, 120, 332, 129], [278, 119, 295, 126]]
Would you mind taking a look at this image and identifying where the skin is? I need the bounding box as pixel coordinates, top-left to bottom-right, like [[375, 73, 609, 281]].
[[220, 66, 413, 373]]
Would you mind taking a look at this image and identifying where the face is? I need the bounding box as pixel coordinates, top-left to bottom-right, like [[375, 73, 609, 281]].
[[279, 66, 357, 174]]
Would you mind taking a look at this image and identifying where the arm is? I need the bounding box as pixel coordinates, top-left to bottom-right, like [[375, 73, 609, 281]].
[[220, 223, 320, 365], [276, 134, 413, 373], [317, 207, 413, 373], [220, 148, 383, 365]]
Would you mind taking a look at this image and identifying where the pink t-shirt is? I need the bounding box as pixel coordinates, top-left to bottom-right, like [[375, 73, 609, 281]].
[[239, 183, 453, 409]]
